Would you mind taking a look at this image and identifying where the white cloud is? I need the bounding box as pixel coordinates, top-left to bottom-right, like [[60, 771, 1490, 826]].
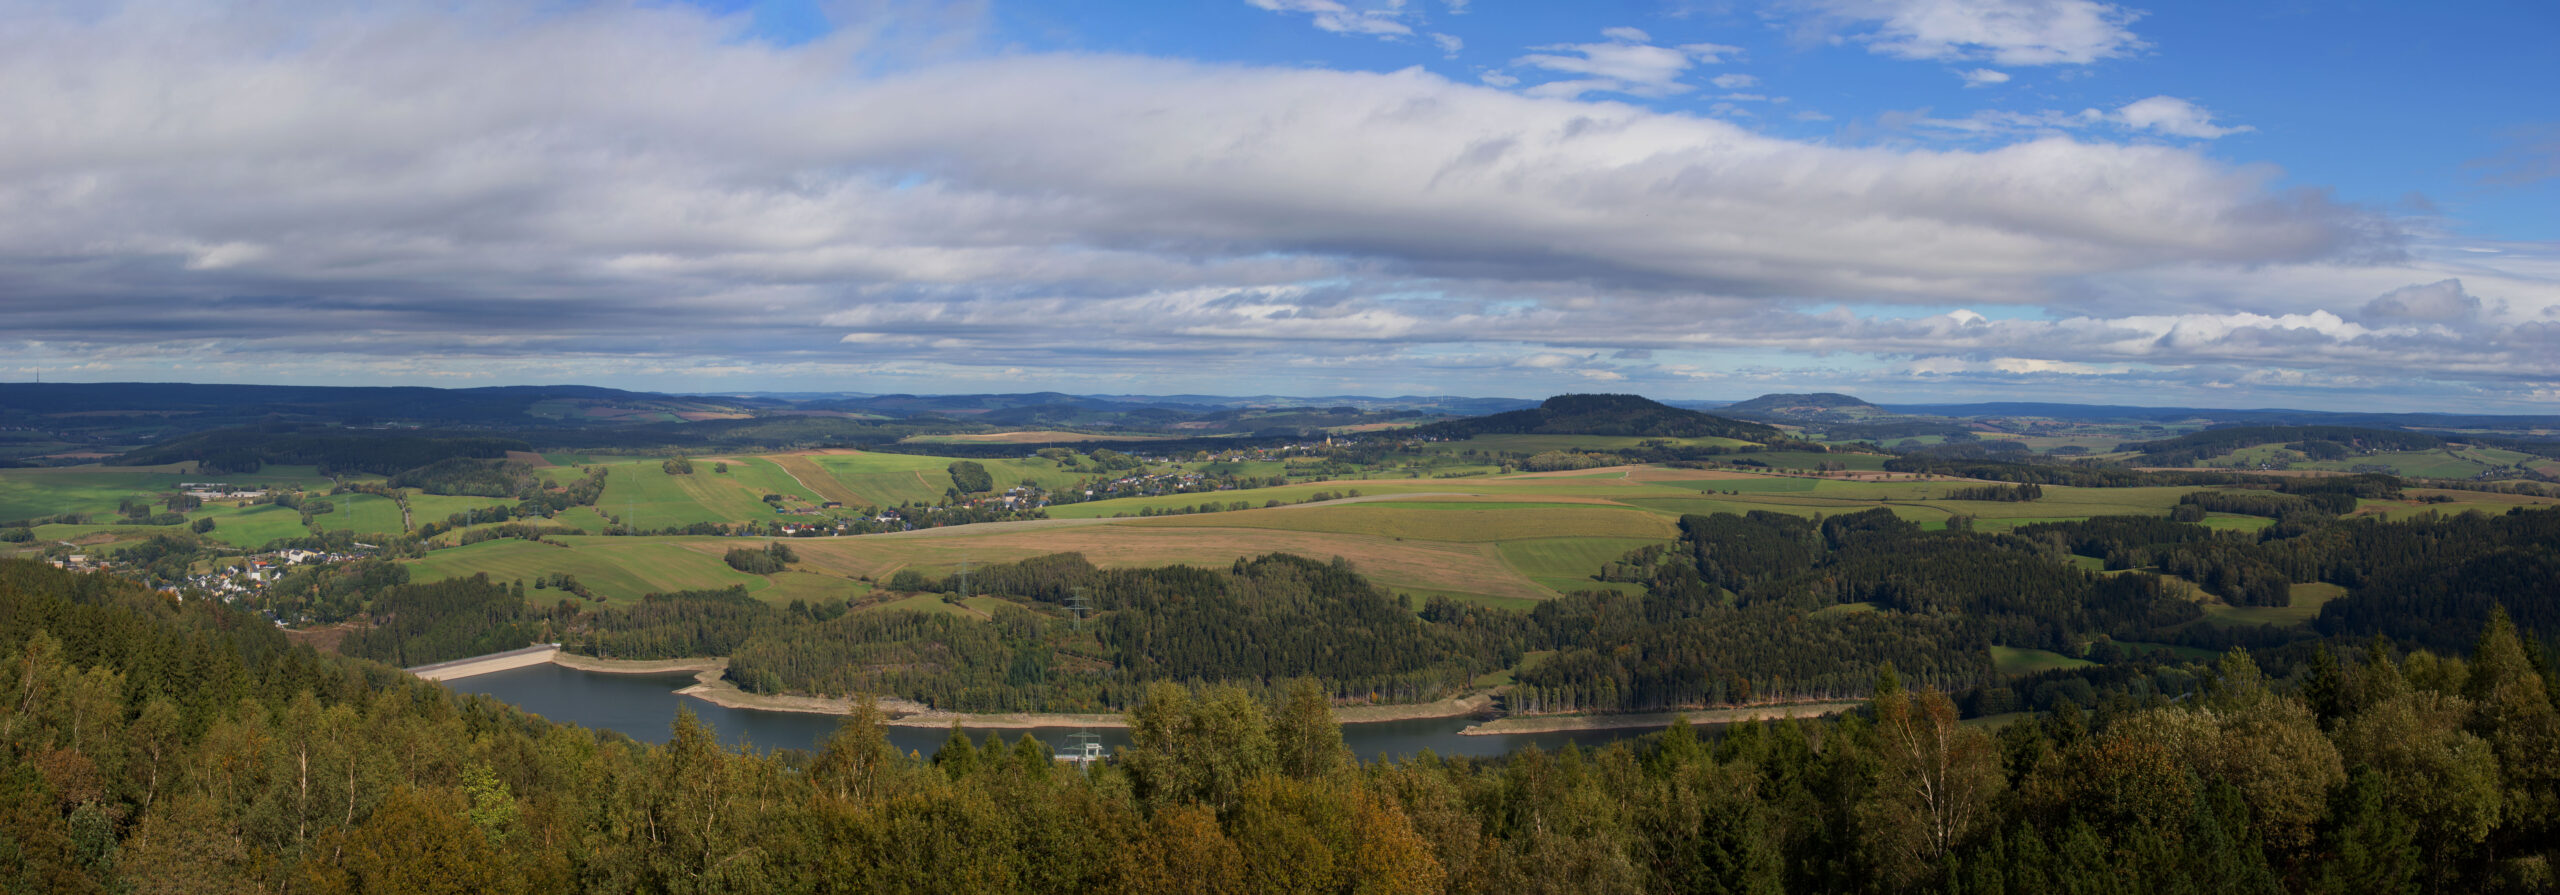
[[1711, 73, 1759, 88], [2360, 279, 2481, 323], [1958, 67, 2010, 86], [1511, 29, 1742, 98], [13, 0, 2536, 404], [1247, 0, 1414, 37], [1895, 96, 2247, 141], [1796, 0, 2145, 66], [1431, 32, 1463, 55], [2102, 95, 2251, 139]]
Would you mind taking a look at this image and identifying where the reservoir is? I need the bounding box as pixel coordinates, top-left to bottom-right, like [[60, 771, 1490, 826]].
[[447, 662, 1661, 761]]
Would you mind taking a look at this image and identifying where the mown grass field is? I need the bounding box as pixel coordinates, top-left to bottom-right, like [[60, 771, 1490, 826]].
[[1990, 645, 2095, 675], [0, 463, 339, 522], [311, 493, 406, 537], [801, 452, 1093, 508], [200, 505, 311, 548], [2200, 582, 2346, 628], [593, 461, 793, 529], [1494, 536, 1671, 595], [407, 536, 780, 603]]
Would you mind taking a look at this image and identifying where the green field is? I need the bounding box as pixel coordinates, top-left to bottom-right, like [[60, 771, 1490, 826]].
[[0, 464, 340, 522], [794, 452, 1097, 508], [1495, 536, 1672, 595], [403, 494, 518, 528], [2179, 442, 2545, 480], [1990, 645, 2095, 675], [2355, 489, 2560, 521], [311, 493, 406, 536], [593, 460, 810, 529], [408, 537, 774, 603], [549, 506, 614, 533], [362, 452, 2306, 617], [1421, 434, 1760, 455], [1140, 504, 1680, 543], [2200, 513, 2274, 532], [2200, 582, 2346, 628], [198, 504, 316, 549]]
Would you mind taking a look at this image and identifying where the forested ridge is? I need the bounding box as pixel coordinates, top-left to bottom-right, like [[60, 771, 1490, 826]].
[[1415, 394, 1785, 442], [8, 558, 2560, 892]]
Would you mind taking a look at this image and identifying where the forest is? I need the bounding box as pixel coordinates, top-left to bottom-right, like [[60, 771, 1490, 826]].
[[6, 558, 2560, 893]]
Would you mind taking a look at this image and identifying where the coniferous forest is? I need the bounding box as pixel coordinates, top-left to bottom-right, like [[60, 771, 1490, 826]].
[[7, 556, 2560, 892]]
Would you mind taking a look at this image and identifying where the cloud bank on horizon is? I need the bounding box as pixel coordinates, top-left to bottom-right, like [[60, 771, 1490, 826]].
[[1, 0, 2555, 411]]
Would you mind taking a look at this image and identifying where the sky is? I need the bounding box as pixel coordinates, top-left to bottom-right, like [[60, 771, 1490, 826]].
[[2, 0, 2556, 410]]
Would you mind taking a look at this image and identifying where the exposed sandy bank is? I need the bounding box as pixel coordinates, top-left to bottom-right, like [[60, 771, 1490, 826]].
[[408, 645, 560, 682], [1458, 701, 1861, 736], [551, 653, 727, 675]]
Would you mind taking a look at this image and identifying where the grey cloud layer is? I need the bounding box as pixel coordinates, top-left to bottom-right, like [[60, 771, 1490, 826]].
[[0, 0, 2545, 405]]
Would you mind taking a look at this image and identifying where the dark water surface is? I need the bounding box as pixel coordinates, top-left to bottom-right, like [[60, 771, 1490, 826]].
[[446, 662, 1658, 761]]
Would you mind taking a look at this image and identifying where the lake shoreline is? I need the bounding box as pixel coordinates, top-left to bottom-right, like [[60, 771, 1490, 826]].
[[425, 647, 1670, 733], [1457, 701, 1863, 735]]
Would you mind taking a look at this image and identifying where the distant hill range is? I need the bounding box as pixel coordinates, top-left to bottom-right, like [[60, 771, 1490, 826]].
[[1414, 394, 1782, 442], [1718, 392, 1887, 419]]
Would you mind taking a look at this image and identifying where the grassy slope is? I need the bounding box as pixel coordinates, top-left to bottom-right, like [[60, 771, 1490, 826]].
[[2200, 582, 2347, 628], [384, 451, 2282, 616], [407, 536, 773, 603], [311, 493, 405, 536], [198, 504, 314, 549], [1990, 645, 2095, 675], [0, 464, 337, 521], [1129, 504, 1679, 543], [1495, 536, 1673, 595]]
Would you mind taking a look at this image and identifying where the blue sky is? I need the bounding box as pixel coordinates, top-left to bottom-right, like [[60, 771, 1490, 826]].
[[2, 0, 2555, 410]]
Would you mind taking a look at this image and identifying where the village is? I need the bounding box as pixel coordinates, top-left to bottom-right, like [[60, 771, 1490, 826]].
[[47, 541, 374, 617]]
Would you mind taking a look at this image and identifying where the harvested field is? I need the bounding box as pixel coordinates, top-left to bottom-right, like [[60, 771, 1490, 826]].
[[786, 522, 1556, 603], [1127, 504, 1680, 542]]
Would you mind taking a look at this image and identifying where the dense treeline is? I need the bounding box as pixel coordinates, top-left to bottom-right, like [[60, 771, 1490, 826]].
[[2121, 425, 2444, 466], [1944, 482, 2043, 501], [1494, 509, 2211, 711], [388, 456, 532, 496], [1879, 456, 2256, 487], [119, 425, 528, 475], [718, 554, 1505, 712], [2308, 508, 2560, 652], [339, 576, 557, 667], [8, 560, 2560, 893], [1415, 393, 1784, 442]]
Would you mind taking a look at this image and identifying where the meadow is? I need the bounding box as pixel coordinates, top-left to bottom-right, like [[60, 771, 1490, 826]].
[[379, 451, 2222, 613], [4, 438, 2439, 631], [0, 463, 337, 521]]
